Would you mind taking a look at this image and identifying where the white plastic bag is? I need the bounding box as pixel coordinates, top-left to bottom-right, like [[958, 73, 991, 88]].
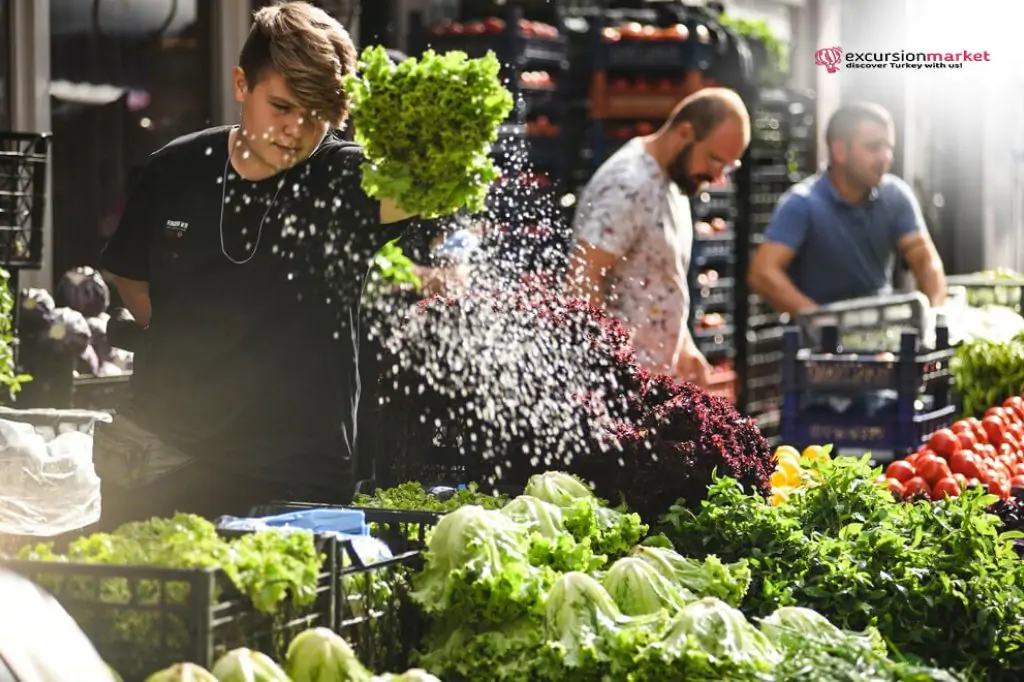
[[0, 569, 116, 681], [0, 407, 112, 536]]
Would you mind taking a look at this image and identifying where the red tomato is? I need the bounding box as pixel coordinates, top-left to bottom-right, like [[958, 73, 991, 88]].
[[983, 416, 1006, 446], [986, 406, 1006, 420], [1004, 434, 1021, 453], [903, 476, 931, 499], [967, 477, 982, 488], [887, 478, 906, 498], [886, 460, 917, 483], [1013, 464, 1024, 477], [990, 477, 1011, 499], [974, 425, 990, 445], [949, 451, 983, 480], [928, 429, 962, 459], [951, 420, 973, 434], [905, 452, 922, 468], [1011, 475, 1024, 488], [917, 455, 951, 485], [953, 472, 968, 487], [932, 477, 962, 499], [956, 430, 978, 451]]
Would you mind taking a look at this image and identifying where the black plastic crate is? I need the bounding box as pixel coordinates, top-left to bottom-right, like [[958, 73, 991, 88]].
[[692, 189, 737, 220], [692, 278, 734, 310], [785, 405, 956, 452], [781, 326, 953, 394], [334, 534, 425, 672], [946, 274, 1024, 312], [694, 325, 735, 359], [72, 374, 132, 411], [244, 504, 436, 672], [691, 234, 736, 267], [0, 132, 50, 267], [426, 32, 568, 67], [1, 554, 334, 682], [780, 325, 955, 453]]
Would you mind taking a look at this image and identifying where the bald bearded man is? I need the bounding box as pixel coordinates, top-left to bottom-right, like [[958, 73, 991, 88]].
[[566, 88, 750, 385]]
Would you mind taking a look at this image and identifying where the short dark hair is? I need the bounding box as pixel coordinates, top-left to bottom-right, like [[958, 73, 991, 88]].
[[238, 1, 358, 127], [666, 87, 749, 141], [825, 102, 894, 148]]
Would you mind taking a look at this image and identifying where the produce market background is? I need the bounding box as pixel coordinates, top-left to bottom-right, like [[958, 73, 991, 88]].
[[3, 0, 1022, 459]]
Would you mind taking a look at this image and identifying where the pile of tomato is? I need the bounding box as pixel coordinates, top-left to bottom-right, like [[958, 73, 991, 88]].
[[880, 395, 1024, 501]]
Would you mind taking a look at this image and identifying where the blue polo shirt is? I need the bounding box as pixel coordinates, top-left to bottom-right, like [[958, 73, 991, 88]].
[[762, 171, 926, 305]]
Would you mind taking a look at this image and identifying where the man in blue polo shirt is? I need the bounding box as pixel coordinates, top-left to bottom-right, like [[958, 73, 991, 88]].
[[748, 102, 947, 314]]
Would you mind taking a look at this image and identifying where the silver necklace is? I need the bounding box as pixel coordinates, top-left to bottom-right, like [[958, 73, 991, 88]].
[[218, 143, 288, 265]]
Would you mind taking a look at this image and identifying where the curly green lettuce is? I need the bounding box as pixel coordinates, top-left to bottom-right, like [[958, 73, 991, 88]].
[[344, 46, 514, 219], [410, 505, 554, 625]]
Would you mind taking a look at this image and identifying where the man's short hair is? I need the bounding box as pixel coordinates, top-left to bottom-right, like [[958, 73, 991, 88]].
[[666, 87, 750, 142], [825, 102, 894, 148], [238, 1, 358, 128]]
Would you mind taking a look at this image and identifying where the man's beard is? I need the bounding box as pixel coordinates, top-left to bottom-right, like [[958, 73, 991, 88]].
[[667, 143, 713, 196]]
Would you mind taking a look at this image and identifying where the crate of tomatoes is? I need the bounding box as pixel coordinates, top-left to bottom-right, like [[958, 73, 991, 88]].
[[879, 394, 1024, 501]]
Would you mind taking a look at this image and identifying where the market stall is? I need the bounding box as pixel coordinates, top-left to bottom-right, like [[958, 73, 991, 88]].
[[3, 3, 1024, 681]]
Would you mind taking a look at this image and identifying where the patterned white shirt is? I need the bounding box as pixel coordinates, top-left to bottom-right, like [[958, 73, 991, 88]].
[[572, 138, 693, 374]]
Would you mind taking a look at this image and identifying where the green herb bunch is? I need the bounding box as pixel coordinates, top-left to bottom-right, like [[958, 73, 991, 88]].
[[344, 45, 515, 219], [663, 455, 1024, 678], [952, 332, 1024, 418], [353, 481, 510, 513]]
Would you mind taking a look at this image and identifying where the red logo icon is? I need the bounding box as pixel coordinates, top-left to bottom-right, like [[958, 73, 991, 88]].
[[815, 47, 843, 73]]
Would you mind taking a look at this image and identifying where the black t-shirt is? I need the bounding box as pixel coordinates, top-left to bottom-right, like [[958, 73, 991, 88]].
[[100, 126, 406, 481]]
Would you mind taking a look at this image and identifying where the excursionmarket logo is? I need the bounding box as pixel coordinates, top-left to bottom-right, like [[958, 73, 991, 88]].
[[815, 46, 992, 73]]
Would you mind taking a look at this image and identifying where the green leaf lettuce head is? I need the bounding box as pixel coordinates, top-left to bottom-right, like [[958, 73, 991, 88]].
[[629, 545, 751, 607], [601, 556, 694, 616], [410, 505, 555, 624], [523, 471, 648, 560], [537, 571, 658, 679], [632, 597, 781, 681], [285, 627, 371, 682], [210, 648, 290, 682], [343, 45, 514, 219], [501, 495, 606, 573]]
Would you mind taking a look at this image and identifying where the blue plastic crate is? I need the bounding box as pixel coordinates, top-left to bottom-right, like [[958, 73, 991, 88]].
[[779, 325, 956, 454], [782, 403, 956, 453]]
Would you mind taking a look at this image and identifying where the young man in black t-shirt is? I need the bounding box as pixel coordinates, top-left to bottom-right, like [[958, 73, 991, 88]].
[[96, 1, 413, 528]]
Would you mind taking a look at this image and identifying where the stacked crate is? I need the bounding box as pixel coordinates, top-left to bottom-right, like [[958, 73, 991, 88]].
[[409, 5, 571, 274], [690, 177, 739, 403], [734, 87, 817, 441], [779, 323, 956, 462]]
